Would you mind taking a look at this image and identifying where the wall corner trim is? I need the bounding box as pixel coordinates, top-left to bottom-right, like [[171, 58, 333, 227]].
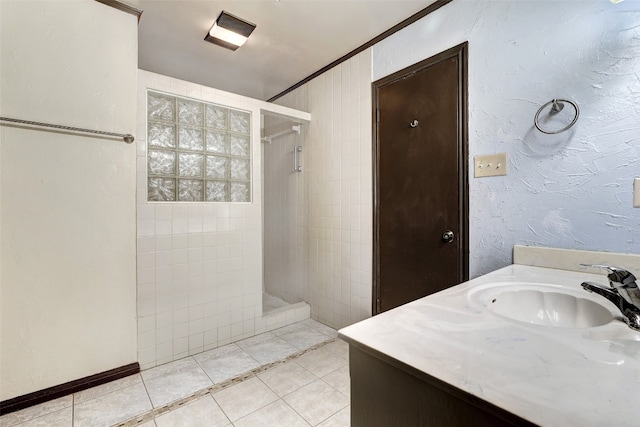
[[0, 362, 140, 416], [94, 0, 143, 22], [267, 0, 453, 102]]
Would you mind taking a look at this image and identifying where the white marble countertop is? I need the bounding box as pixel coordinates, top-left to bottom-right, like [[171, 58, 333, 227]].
[[339, 264, 640, 427]]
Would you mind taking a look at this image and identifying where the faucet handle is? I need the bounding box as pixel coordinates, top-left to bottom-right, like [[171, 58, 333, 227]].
[[580, 264, 637, 286]]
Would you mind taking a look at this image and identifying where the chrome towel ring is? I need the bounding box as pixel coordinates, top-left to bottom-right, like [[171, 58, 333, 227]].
[[534, 98, 579, 134]]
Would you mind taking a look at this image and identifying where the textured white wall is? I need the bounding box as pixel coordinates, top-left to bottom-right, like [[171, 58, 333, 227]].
[[277, 50, 373, 329], [0, 0, 138, 400], [373, 0, 640, 276]]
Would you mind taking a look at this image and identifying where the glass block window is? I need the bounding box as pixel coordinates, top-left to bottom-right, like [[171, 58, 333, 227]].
[[147, 91, 251, 202]]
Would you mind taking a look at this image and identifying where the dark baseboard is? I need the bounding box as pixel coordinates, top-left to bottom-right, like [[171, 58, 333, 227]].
[[0, 362, 140, 416]]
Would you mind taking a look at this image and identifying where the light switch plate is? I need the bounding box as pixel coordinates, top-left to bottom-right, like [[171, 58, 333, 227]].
[[474, 153, 507, 178], [634, 178, 640, 208]]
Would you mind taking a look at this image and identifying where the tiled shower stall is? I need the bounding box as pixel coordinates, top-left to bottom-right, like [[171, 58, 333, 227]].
[[134, 51, 374, 369], [262, 112, 309, 310], [135, 71, 310, 369]]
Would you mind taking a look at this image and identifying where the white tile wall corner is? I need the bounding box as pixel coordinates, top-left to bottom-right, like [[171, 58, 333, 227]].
[[276, 49, 373, 329], [136, 70, 309, 369], [262, 115, 308, 306]]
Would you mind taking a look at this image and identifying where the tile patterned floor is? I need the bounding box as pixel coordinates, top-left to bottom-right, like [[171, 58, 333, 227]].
[[0, 319, 349, 427]]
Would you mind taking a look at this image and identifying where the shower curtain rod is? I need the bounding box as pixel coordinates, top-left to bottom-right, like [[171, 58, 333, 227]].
[[261, 124, 301, 143], [0, 116, 135, 144]]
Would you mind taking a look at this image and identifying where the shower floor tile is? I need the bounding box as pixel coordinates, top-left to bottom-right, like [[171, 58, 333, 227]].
[[318, 405, 351, 427], [295, 347, 348, 378], [0, 396, 72, 427], [73, 381, 152, 427], [141, 357, 213, 408], [278, 327, 337, 350], [236, 332, 299, 365], [283, 379, 349, 426], [154, 395, 230, 427], [257, 360, 317, 397], [0, 319, 348, 427], [233, 399, 309, 427], [74, 373, 143, 405], [10, 406, 72, 427], [262, 292, 291, 313], [212, 377, 279, 422], [193, 343, 260, 384]]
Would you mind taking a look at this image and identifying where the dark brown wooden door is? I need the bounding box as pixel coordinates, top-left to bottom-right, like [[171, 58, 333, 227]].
[[373, 43, 468, 314]]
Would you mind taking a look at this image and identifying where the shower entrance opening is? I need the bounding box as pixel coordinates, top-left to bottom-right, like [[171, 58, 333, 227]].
[[261, 111, 309, 316]]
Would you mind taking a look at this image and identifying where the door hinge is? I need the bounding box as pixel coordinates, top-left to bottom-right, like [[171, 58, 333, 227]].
[[376, 298, 381, 313], [376, 109, 380, 123]]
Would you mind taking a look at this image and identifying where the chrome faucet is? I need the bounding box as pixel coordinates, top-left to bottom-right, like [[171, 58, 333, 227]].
[[580, 264, 640, 331]]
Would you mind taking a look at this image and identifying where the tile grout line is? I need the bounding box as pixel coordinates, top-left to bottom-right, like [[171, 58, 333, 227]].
[[250, 357, 315, 426], [243, 340, 349, 426], [192, 344, 242, 388], [253, 374, 314, 426], [288, 359, 349, 426], [208, 392, 234, 426], [140, 367, 154, 424], [222, 344, 348, 427], [112, 337, 338, 427]]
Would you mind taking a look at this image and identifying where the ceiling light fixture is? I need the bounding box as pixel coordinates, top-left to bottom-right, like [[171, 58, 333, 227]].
[[204, 11, 256, 51]]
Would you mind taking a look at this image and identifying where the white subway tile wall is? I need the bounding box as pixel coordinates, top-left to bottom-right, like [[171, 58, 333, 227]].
[[136, 71, 309, 369], [275, 50, 373, 329]]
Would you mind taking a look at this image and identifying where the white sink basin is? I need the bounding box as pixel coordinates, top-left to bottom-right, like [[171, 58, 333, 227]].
[[468, 282, 613, 328]]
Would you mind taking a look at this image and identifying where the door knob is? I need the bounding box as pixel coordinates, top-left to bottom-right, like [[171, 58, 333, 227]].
[[442, 230, 455, 243]]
